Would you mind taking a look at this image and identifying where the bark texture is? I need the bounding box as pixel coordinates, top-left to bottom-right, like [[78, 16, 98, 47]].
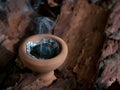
[[54, 0, 108, 90], [96, 0, 120, 89]]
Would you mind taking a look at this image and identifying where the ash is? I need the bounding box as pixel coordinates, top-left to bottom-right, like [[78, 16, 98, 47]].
[[26, 38, 60, 59]]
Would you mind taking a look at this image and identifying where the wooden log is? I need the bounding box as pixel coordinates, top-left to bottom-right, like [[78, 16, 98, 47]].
[[53, 0, 109, 90], [6, 0, 33, 40], [0, 0, 34, 71]]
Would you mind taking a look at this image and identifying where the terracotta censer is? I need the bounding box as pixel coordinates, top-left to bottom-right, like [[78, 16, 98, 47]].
[[18, 34, 68, 86]]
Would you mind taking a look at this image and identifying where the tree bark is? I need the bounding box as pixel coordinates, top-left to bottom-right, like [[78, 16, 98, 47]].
[[50, 0, 109, 90]]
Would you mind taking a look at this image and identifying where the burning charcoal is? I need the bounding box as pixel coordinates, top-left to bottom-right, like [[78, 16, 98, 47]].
[[26, 38, 60, 59], [33, 17, 54, 34], [26, 41, 38, 54]]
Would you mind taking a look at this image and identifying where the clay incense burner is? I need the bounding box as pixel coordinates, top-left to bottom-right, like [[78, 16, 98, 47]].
[[18, 34, 68, 86]]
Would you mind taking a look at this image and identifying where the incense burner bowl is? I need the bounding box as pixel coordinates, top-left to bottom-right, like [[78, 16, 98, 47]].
[[18, 34, 68, 86]]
